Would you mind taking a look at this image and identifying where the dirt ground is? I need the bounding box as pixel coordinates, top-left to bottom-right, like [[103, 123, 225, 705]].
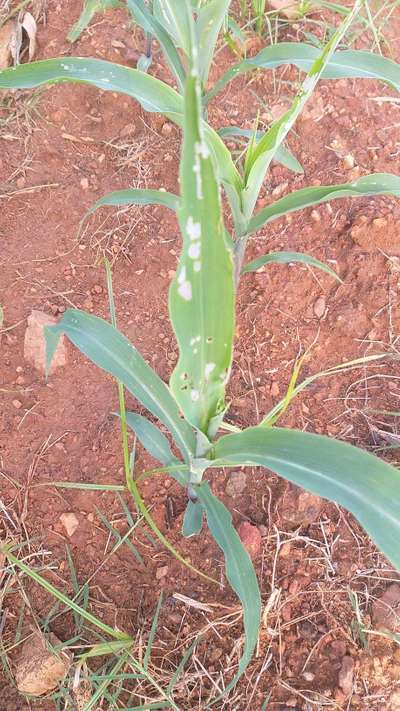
[[1, 1, 400, 709]]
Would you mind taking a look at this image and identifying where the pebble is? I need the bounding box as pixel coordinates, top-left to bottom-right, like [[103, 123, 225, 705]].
[[270, 381, 280, 397], [338, 655, 354, 696], [80, 177, 89, 190], [313, 296, 326, 319], [12, 399, 22, 409], [156, 566, 169, 580], [371, 583, 400, 631], [238, 521, 262, 559], [311, 209, 321, 223], [225, 470, 247, 498], [59, 512, 79, 537], [161, 121, 173, 136], [343, 153, 355, 170]]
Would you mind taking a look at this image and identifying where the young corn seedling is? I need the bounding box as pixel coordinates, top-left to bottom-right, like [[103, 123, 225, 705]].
[[1, 0, 400, 694]]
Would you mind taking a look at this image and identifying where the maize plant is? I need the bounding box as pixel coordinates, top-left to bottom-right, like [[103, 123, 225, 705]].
[[1, 0, 400, 694]]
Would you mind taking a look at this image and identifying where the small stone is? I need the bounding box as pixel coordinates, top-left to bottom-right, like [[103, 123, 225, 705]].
[[238, 522, 262, 559], [60, 512, 79, 537], [91, 284, 103, 294], [343, 154, 355, 170], [270, 381, 280, 397], [80, 177, 89, 190], [24, 311, 67, 375], [111, 39, 125, 48], [119, 123, 136, 138], [161, 121, 173, 136], [338, 655, 354, 696], [303, 671, 315, 682], [12, 399, 22, 409], [371, 584, 400, 632], [156, 566, 169, 580], [313, 296, 326, 319], [311, 209, 321, 223], [272, 181, 288, 198], [280, 487, 323, 527], [268, 0, 304, 19], [16, 176, 26, 189], [225, 470, 247, 498], [15, 632, 71, 696]]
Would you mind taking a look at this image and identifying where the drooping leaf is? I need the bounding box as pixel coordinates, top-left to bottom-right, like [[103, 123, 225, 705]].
[[126, 0, 186, 89], [182, 499, 203, 536], [168, 70, 235, 434], [213, 426, 400, 571], [248, 173, 400, 233], [242, 0, 362, 220], [205, 41, 400, 105], [0, 57, 243, 230], [88, 188, 179, 216], [0, 57, 182, 113], [124, 411, 188, 485], [196, 482, 261, 696], [67, 0, 121, 42], [242, 250, 341, 281], [45, 310, 195, 460]]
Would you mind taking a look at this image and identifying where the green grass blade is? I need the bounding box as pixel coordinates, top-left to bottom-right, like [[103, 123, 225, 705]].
[[213, 426, 400, 571], [45, 310, 196, 461], [68, 0, 120, 42], [242, 0, 363, 219], [166, 636, 198, 694], [2, 549, 132, 641], [126, 0, 186, 89], [144, 593, 163, 671], [217, 126, 304, 175], [242, 250, 341, 281], [0, 58, 182, 114], [248, 173, 400, 233], [88, 189, 179, 216], [205, 41, 400, 104], [169, 69, 235, 435], [196, 482, 261, 698]]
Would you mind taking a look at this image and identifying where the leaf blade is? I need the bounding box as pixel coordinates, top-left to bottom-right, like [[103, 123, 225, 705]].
[[196, 482, 261, 696], [214, 426, 400, 571], [242, 250, 341, 281], [168, 71, 235, 434], [45, 310, 195, 460], [248, 173, 400, 233], [88, 188, 179, 216]]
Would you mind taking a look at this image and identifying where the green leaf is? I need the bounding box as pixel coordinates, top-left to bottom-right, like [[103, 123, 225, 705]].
[[196, 482, 261, 696], [124, 411, 188, 485], [0, 58, 243, 231], [248, 173, 400, 233], [242, 250, 341, 281], [205, 41, 400, 105], [169, 72, 235, 435], [67, 0, 121, 42], [45, 310, 195, 460], [213, 426, 400, 571], [152, 0, 192, 57], [182, 499, 203, 537], [196, 0, 231, 83], [126, 0, 186, 89], [0, 57, 182, 114], [217, 126, 303, 174], [242, 1, 363, 220], [88, 188, 179, 216]]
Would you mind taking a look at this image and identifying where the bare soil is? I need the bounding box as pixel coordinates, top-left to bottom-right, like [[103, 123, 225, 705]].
[[1, 2, 400, 709]]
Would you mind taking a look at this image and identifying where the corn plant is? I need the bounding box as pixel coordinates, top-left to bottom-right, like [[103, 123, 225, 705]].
[[1, 0, 400, 695]]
